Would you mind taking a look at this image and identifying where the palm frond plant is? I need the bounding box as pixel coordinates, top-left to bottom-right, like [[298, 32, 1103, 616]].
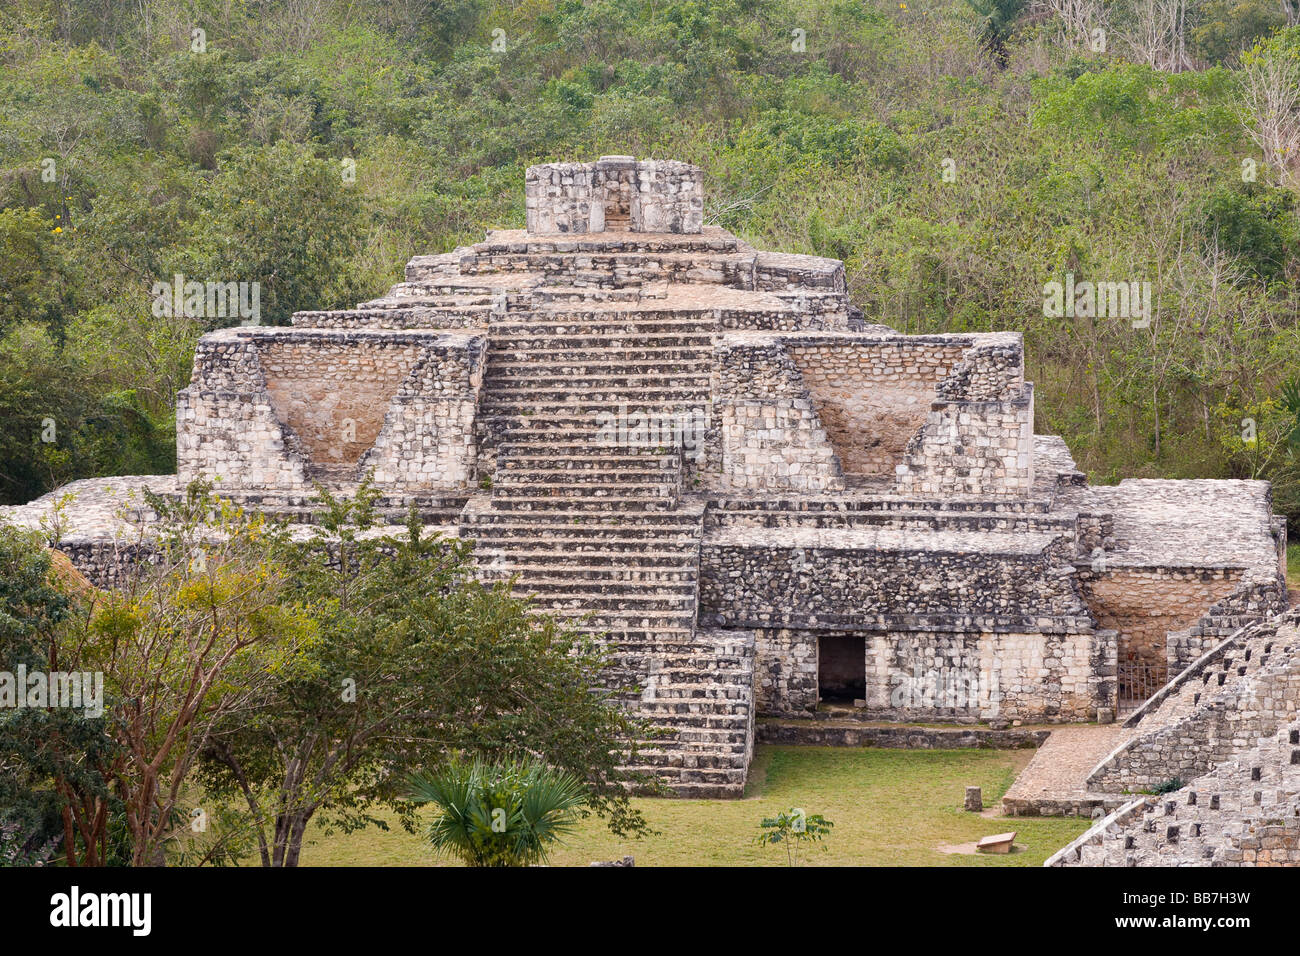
[[406, 756, 588, 867]]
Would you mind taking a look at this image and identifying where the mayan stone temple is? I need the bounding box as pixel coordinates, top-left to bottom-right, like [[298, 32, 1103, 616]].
[[3, 157, 1291, 803]]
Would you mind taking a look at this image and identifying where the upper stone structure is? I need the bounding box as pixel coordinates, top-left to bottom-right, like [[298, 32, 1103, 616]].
[[525, 157, 703, 235], [2, 158, 1289, 798]]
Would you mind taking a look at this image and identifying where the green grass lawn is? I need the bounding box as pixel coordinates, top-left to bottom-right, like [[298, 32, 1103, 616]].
[[1288, 542, 1300, 591], [297, 745, 1091, 867]]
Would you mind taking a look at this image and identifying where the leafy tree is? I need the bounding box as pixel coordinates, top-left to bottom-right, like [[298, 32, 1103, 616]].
[[187, 141, 367, 327], [1199, 184, 1296, 283], [966, 0, 1027, 68], [0, 524, 122, 865], [1190, 0, 1286, 65], [194, 481, 652, 867], [0, 208, 77, 334], [407, 756, 588, 867], [62, 481, 315, 866]]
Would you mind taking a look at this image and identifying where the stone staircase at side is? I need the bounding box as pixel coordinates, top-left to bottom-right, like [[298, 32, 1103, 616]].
[[1049, 718, 1300, 866], [463, 303, 756, 798], [300, 224, 858, 796], [1085, 608, 1300, 793]]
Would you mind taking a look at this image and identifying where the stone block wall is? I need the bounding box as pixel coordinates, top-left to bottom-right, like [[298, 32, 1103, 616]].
[[524, 157, 703, 234], [361, 342, 487, 489], [746, 625, 1114, 722], [786, 340, 967, 475], [698, 532, 1114, 720], [894, 387, 1035, 498], [699, 539, 1093, 630], [178, 328, 485, 492], [753, 628, 819, 715], [1076, 567, 1244, 671], [291, 308, 489, 330], [753, 251, 846, 292], [260, 339, 423, 469], [1051, 717, 1300, 866], [176, 332, 309, 490], [712, 339, 844, 493], [712, 332, 1034, 497]]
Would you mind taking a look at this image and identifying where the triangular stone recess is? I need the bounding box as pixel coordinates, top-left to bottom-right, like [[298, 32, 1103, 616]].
[[788, 343, 966, 476], [257, 339, 421, 480]]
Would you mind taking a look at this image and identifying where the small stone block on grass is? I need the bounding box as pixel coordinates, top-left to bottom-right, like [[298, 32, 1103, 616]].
[[976, 832, 1017, 854]]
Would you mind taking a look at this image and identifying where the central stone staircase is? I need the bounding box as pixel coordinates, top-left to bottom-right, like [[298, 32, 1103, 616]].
[[466, 303, 756, 797]]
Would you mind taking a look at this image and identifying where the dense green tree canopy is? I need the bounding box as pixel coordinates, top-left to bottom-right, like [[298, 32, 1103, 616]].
[[1, 0, 1300, 526]]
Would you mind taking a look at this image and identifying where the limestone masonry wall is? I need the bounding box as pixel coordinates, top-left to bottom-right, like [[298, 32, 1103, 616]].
[[1087, 610, 1300, 792], [178, 329, 484, 492], [525, 157, 703, 234], [1052, 715, 1300, 866], [786, 341, 966, 475], [894, 386, 1035, 497], [1076, 567, 1244, 671], [747, 624, 1113, 722], [3, 157, 1287, 803]]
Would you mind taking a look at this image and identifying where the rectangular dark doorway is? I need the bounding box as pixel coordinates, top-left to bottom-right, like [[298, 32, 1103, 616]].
[[819, 635, 865, 703]]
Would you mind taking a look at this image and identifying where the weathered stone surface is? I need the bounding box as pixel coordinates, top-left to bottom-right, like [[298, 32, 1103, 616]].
[[1050, 708, 1300, 867], [0, 159, 1287, 798]]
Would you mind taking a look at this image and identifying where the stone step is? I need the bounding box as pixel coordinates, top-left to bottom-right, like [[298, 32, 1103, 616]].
[[510, 592, 697, 610], [509, 584, 699, 601], [629, 709, 755, 730], [633, 698, 751, 716], [484, 498, 687, 512], [639, 678, 753, 696], [482, 423, 700, 443], [623, 763, 747, 782], [488, 333, 717, 350], [497, 443, 683, 460], [489, 346, 713, 363], [490, 313, 718, 331], [495, 468, 681, 484], [484, 372, 712, 390], [475, 547, 698, 564], [472, 527, 699, 541], [466, 507, 702, 525], [492, 481, 676, 497], [611, 652, 753, 669], [589, 630, 705, 644], [464, 250, 756, 281], [486, 357, 713, 379], [471, 232, 743, 256], [483, 388, 710, 406], [630, 750, 750, 769], [486, 355, 710, 373], [632, 733, 751, 751], [471, 533, 700, 550], [290, 305, 490, 328], [500, 455, 679, 472], [492, 572, 698, 589], [486, 568, 698, 587], [619, 668, 755, 686], [483, 398, 708, 414], [609, 638, 741, 655], [542, 613, 698, 631]]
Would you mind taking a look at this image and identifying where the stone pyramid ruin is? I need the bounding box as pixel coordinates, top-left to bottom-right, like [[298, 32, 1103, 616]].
[[3, 157, 1289, 798]]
